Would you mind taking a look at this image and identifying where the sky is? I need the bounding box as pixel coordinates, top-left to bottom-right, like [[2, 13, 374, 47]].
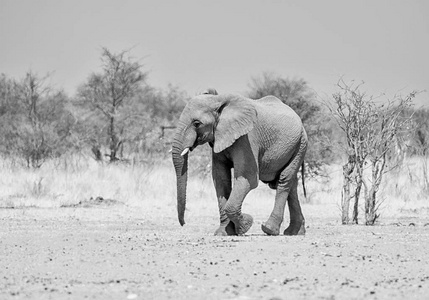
[[0, 0, 428, 106]]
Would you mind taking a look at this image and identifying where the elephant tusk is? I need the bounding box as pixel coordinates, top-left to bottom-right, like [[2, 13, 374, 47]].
[[180, 148, 190, 156]]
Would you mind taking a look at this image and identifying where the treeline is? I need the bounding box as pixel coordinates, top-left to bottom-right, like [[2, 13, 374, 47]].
[[0, 48, 428, 174], [0, 48, 186, 167]]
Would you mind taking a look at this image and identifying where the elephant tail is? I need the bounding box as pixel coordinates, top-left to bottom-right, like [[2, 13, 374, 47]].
[[301, 161, 307, 199]]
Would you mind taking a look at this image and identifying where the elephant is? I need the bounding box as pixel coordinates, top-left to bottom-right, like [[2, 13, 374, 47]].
[[172, 89, 307, 236]]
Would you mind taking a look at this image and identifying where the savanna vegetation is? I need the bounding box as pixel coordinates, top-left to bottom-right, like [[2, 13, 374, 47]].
[[0, 48, 428, 225]]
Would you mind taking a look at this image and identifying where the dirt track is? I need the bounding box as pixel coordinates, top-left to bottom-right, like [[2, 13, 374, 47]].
[[1, 207, 428, 300]]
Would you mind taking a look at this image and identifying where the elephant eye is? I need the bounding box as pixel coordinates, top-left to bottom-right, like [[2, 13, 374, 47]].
[[192, 120, 202, 128]]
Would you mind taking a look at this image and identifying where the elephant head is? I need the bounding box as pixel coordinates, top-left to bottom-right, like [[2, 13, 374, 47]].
[[172, 90, 257, 225]]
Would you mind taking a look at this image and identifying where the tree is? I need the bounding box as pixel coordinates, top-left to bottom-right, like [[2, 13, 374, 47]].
[[408, 108, 429, 192], [328, 81, 371, 224], [327, 79, 416, 224], [247, 72, 332, 178], [364, 93, 416, 224], [76, 48, 148, 162], [0, 72, 74, 167]]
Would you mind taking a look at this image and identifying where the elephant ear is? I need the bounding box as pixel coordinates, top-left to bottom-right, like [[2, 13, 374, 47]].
[[214, 95, 257, 153]]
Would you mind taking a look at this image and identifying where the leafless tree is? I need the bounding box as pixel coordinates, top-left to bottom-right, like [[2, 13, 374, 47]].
[[0, 72, 74, 168], [328, 80, 371, 224], [412, 108, 429, 192], [327, 79, 416, 225], [362, 92, 416, 224], [76, 48, 147, 162]]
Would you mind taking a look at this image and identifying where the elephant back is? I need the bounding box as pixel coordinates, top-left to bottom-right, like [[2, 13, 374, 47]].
[[254, 96, 302, 124]]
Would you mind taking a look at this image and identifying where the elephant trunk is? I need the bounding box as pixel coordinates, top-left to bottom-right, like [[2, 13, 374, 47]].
[[172, 122, 196, 226]]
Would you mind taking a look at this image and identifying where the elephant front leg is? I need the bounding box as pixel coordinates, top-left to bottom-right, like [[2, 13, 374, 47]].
[[212, 159, 237, 236], [213, 140, 257, 236], [214, 195, 237, 236], [223, 176, 254, 235]]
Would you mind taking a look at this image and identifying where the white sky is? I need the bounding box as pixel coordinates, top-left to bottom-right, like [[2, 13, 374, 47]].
[[0, 0, 428, 106]]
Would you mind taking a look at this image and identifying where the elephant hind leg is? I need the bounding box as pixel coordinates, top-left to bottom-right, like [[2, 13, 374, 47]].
[[261, 171, 289, 235], [262, 141, 306, 236], [261, 182, 288, 236], [261, 174, 305, 236], [283, 176, 305, 235], [283, 137, 307, 235]]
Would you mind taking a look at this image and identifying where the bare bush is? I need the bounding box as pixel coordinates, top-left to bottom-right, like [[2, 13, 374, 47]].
[[327, 79, 417, 224], [0, 72, 74, 168], [412, 108, 429, 192], [76, 48, 148, 162]]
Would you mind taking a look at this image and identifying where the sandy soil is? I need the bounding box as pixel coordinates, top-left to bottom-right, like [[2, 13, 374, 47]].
[[1, 206, 428, 300]]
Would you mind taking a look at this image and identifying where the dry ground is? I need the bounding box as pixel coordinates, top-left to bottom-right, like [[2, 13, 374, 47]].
[[1, 157, 429, 299], [1, 205, 428, 300]]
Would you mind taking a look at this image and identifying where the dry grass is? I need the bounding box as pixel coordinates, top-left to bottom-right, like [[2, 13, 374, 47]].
[[305, 156, 429, 222], [0, 154, 428, 224]]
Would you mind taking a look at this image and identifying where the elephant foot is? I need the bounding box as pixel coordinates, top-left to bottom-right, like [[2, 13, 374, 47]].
[[233, 213, 253, 236], [214, 221, 237, 236], [261, 223, 280, 236], [284, 220, 306, 236], [261, 216, 282, 236]]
